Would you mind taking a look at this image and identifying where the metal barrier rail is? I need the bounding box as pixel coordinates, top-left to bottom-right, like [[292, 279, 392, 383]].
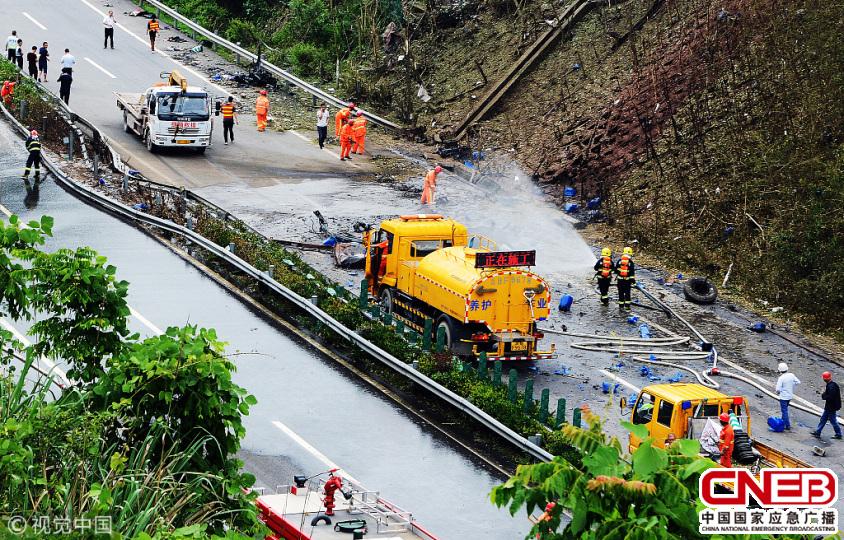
[[135, 0, 401, 132], [0, 103, 552, 464]]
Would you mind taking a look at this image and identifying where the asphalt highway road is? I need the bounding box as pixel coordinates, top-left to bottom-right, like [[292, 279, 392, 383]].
[[3, 0, 366, 189]]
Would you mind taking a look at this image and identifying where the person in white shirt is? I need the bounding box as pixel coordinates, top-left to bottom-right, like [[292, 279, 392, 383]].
[[6, 30, 19, 62], [775, 362, 800, 430], [316, 103, 330, 149], [103, 11, 116, 49], [60, 49, 75, 74]]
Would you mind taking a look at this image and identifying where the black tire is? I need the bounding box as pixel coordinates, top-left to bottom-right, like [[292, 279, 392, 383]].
[[145, 131, 157, 154], [435, 315, 454, 351], [684, 277, 718, 304], [123, 112, 130, 133], [379, 287, 394, 315]]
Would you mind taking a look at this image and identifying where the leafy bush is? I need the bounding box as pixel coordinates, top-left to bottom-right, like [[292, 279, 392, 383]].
[[226, 19, 259, 46], [287, 42, 329, 77]]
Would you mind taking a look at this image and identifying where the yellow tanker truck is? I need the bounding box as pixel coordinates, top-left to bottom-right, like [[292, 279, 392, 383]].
[[364, 214, 555, 361]]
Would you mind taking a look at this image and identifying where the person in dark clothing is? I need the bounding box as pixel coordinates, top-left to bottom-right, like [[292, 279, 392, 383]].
[[22, 130, 41, 179], [57, 68, 72, 104], [614, 246, 636, 310], [26, 46, 38, 79], [15, 39, 23, 69], [593, 247, 614, 306], [38, 42, 49, 82], [813, 371, 842, 439]]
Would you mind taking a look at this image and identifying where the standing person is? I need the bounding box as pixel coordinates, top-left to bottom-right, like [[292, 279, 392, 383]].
[[812, 372, 842, 439], [351, 111, 367, 155], [316, 103, 329, 149], [22, 130, 41, 179], [420, 165, 442, 204], [103, 10, 116, 49], [775, 363, 800, 431], [339, 118, 353, 160], [60, 49, 75, 74], [15, 39, 23, 69], [593, 247, 614, 306], [718, 412, 734, 467], [220, 96, 237, 145], [255, 90, 269, 132], [38, 42, 49, 82], [334, 101, 354, 137], [147, 17, 160, 52], [26, 46, 38, 79], [57, 68, 72, 104], [614, 246, 636, 310], [5, 31, 18, 62]]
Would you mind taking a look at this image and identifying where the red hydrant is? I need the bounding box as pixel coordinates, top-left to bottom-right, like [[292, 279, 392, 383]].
[[322, 471, 343, 516]]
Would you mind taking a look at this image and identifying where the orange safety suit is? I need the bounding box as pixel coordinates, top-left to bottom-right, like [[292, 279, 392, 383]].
[[255, 95, 269, 131], [1, 81, 15, 106], [351, 116, 367, 154], [335, 107, 351, 136], [420, 169, 438, 204], [339, 122, 353, 160], [719, 423, 735, 467]]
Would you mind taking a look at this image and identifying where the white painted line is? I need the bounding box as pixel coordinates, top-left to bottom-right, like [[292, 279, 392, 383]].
[[84, 57, 117, 79], [129, 305, 163, 335], [289, 130, 309, 142], [77, 0, 229, 96], [272, 420, 360, 484], [22, 11, 47, 30], [290, 129, 361, 168], [600, 369, 641, 393], [0, 318, 72, 387], [0, 203, 12, 218]]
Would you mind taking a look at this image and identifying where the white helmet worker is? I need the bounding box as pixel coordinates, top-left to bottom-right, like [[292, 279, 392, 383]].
[[777, 362, 788, 373]]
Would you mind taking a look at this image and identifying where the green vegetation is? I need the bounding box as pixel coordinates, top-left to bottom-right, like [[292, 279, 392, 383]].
[[0, 215, 262, 538]]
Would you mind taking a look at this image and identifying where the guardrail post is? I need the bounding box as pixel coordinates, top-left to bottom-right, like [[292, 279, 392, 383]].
[[20, 100, 27, 120], [268, 264, 274, 278], [493, 360, 502, 387], [358, 280, 368, 308], [92, 146, 98, 182], [435, 326, 446, 353], [395, 320, 404, 335], [554, 398, 566, 428], [572, 407, 582, 428], [477, 352, 487, 380], [382, 310, 392, 326], [523, 380, 534, 413], [227, 242, 235, 253], [67, 130, 74, 160], [539, 389, 550, 424], [507, 369, 517, 403], [422, 319, 432, 351], [42, 116, 47, 136], [122, 172, 129, 193]]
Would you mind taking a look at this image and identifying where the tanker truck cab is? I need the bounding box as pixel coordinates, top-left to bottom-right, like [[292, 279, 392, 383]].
[[364, 214, 556, 361]]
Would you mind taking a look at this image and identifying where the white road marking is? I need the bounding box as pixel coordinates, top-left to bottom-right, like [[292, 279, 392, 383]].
[[272, 420, 360, 484], [22, 11, 47, 30], [0, 317, 72, 387], [129, 305, 163, 335], [289, 131, 360, 168], [84, 57, 117, 79], [0, 203, 12, 217], [77, 0, 229, 96], [600, 369, 641, 393]]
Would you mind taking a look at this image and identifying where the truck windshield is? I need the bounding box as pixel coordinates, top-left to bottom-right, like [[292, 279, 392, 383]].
[[156, 93, 208, 120]]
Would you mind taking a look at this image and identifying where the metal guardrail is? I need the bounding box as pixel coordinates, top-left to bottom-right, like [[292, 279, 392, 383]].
[[136, 0, 401, 132], [0, 102, 552, 464]]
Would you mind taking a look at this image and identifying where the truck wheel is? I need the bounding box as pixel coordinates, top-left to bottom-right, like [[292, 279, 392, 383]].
[[145, 131, 157, 154], [379, 288, 394, 315], [123, 112, 130, 133], [435, 316, 454, 350]]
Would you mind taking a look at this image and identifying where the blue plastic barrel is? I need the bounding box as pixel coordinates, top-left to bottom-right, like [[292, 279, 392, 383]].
[[767, 416, 785, 432], [564, 186, 576, 197], [558, 294, 573, 312], [564, 203, 579, 213], [601, 382, 611, 394]]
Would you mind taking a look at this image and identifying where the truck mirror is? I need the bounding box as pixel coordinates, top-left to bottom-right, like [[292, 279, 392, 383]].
[[215, 100, 221, 115]]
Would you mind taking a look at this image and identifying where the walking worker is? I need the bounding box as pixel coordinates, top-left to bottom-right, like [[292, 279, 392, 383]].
[[26, 46, 37, 79], [60, 49, 75, 74], [57, 69, 72, 104], [316, 102, 329, 149], [1, 81, 15, 107], [255, 90, 269, 132], [420, 165, 442, 205], [339, 117, 353, 160], [334, 101, 355, 137], [220, 96, 237, 145], [15, 39, 23, 69], [351, 111, 367, 155], [594, 247, 614, 306], [5, 30, 18, 62], [22, 130, 41, 179], [614, 246, 636, 310], [718, 412, 734, 467], [812, 371, 842, 439], [103, 10, 116, 49], [775, 363, 800, 431], [38, 42, 49, 82], [147, 17, 160, 52]]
